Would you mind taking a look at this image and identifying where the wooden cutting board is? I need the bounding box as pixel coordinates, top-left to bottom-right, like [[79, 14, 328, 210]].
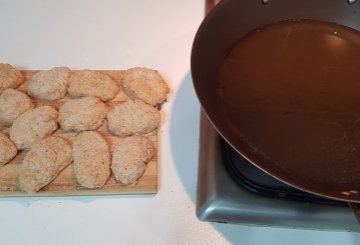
[[0, 70, 158, 196]]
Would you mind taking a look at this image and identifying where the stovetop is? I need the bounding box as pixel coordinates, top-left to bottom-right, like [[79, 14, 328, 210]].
[[196, 111, 360, 231]]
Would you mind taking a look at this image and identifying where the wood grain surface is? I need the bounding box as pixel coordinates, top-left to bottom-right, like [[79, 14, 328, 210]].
[[0, 70, 158, 196]]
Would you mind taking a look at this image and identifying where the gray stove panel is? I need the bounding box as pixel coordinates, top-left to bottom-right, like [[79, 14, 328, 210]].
[[196, 112, 360, 232]]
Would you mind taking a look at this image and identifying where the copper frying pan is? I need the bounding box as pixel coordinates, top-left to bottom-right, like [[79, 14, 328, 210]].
[[191, 0, 360, 203]]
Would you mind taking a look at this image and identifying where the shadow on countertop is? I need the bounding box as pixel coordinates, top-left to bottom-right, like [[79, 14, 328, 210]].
[[169, 72, 200, 203]]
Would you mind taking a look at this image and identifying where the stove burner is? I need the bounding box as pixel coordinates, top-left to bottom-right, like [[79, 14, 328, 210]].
[[221, 137, 344, 206]]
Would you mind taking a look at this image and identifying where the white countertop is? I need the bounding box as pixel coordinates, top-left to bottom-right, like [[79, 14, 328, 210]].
[[1, 1, 360, 244]]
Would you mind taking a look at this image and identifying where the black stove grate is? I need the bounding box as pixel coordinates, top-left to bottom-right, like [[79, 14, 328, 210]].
[[220, 137, 346, 206]]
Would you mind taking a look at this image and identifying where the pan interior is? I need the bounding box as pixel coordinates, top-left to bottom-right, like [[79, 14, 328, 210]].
[[217, 19, 360, 200]]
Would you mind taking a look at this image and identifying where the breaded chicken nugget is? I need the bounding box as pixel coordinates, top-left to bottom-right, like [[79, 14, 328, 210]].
[[10, 106, 58, 150], [68, 70, 119, 101], [59, 97, 107, 132], [0, 63, 24, 93], [107, 100, 160, 137], [121, 67, 168, 106], [73, 131, 111, 188], [111, 136, 154, 185], [19, 136, 72, 193], [0, 88, 34, 126], [0, 133, 17, 166], [27, 67, 71, 100]]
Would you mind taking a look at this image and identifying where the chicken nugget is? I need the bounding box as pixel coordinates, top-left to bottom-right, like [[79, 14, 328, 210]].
[[107, 100, 160, 137], [10, 106, 58, 150], [68, 70, 119, 101], [121, 67, 168, 106], [111, 136, 154, 185], [27, 67, 70, 100], [0, 63, 24, 93], [0, 132, 17, 166], [73, 131, 111, 188], [0, 88, 34, 126], [59, 97, 107, 132], [19, 136, 72, 193]]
